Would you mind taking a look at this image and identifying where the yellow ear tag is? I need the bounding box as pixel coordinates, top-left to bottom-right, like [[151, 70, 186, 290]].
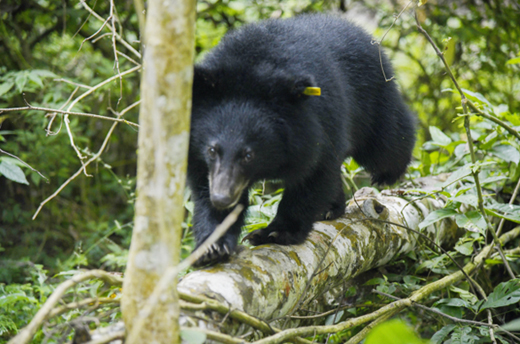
[[303, 87, 321, 96]]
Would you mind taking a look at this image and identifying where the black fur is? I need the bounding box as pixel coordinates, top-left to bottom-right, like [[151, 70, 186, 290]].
[[188, 14, 416, 266]]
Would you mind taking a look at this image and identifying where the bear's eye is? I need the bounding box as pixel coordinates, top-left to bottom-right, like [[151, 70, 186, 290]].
[[243, 151, 254, 163], [207, 147, 217, 159]]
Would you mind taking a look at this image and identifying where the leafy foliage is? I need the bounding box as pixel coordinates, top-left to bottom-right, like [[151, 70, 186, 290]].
[[0, 159, 29, 185], [480, 279, 520, 311], [365, 319, 428, 344], [1, 0, 519, 343]]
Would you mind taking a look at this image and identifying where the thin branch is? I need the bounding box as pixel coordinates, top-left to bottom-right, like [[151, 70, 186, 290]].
[[182, 327, 245, 344], [83, 331, 125, 344], [32, 101, 140, 219], [179, 292, 314, 344], [373, 290, 490, 327], [48, 297, 118, 318], [79, 0, 141, 59], [345, 310, 396, 344], [6, 270, 122, 344], [52, 65, 140, 175], [287, 303, 380, 320], [467, 101, 520, 141], [413, 9, 515, 280], [487, 309, 497, 344], [53, 78, 93, 90], [91, 32, 112, 43], [0, 105, 139, 128], [375, 290, 517, 344], [371, 0, 414, 82], [117, 50, 141, 67], [73, 0, 97, 40], [496, 172, 520, 237], [78, 11, 112, 52], [47, 86, 80, 136], [63, 113, 90, 176], [108, 0, 123, 106], [65, 65, 140, 112], [0, 148, 48, 182]]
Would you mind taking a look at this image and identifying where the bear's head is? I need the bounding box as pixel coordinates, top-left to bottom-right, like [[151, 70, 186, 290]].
[[191, 65, 319, 209]]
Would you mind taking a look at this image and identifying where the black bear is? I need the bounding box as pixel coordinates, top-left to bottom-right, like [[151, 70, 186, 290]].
[[188, 14, 416, 266]]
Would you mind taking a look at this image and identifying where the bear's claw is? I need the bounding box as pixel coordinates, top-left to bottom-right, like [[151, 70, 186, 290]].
[[194, 242, 232, 267], [243, 227, 302, 246], [242, 230, 279, 244], [242, 231, 259, 243]]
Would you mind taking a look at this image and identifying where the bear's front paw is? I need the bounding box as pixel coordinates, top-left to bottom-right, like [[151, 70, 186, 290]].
[[243, 226, 307, 246], [193, 242, 233, 267]]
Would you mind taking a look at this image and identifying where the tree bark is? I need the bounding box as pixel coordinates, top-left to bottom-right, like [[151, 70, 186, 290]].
[[178, 186, 461, 335], [121, 0, 196, 343]]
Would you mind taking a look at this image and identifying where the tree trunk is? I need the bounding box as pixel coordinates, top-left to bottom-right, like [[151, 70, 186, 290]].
[[121, 1, 196, 343], [178, 186, 461, 335]]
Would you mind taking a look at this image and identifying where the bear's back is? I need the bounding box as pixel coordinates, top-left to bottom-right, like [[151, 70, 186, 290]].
[[202, 15, 381, 75]]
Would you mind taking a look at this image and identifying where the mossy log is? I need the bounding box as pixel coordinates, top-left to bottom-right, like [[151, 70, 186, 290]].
[[178, 186, 460, 335]]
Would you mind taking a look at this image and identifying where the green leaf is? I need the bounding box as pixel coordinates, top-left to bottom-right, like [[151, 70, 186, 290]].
[[325, 310, 344, 325], [434, 298, 472, 309], [451, 194, 478, 207], [455, 211, 487, 232], [506, 57, 520, 65], [180, 329, 206, 344], [454, 143, 468, 157], [480, 279, 520, 311], [499, 318, 520, 332], [27, 72, 43, 88], [491, 144, 520, 164], [418, 208, 457, 229], [439, 165, 472, 188], [33, 69, 58, 78], [450, 285, 478, 304], [429, 126, 452, 146], [15, 72, 28, 93], [0, 80, 14, 97], [462, 88, 492, 107], [484, 208, 520, 224], [364, 278, 386, 286], [431, 324, 456, 344], [365, 319, 426, 344], [417, 255, 450, 274], [0, 161, 29, 185], [0, 156, 26, 167], [451, 326, 479, 344], [454, 242, 474, 256], [487, 202, 520, 214], [0, 314, 18, 336], [480, 175, 508, 185]]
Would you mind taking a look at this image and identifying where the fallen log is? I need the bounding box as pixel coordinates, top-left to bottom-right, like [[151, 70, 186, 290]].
[[178, 186, 461, 336]]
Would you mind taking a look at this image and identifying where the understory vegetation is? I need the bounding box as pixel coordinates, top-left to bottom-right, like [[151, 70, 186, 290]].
[[1, 0, 519, 343]]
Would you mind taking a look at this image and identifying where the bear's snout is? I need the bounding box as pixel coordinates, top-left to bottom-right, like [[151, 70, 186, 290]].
[[210, 193, 235, 209]]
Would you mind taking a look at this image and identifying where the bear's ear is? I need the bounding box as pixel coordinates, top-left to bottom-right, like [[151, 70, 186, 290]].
[[276, 73, 320, 101], [289, 74, 318, 96], [193, 66, 218, 98]]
